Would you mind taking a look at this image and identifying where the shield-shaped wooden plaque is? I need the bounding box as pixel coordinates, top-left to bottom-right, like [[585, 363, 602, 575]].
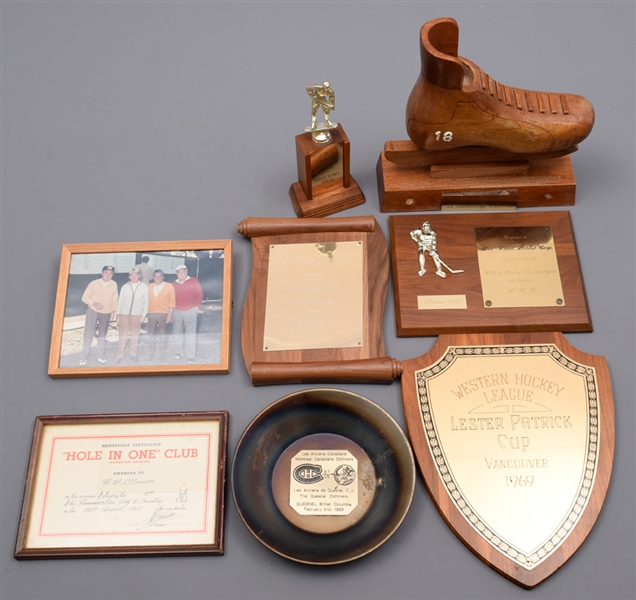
[[401, 332, 614, 588]]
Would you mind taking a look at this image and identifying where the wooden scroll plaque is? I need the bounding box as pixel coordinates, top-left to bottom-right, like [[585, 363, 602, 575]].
[[238, 216, 401, 385], [401, 332, 614, 588], [389, 211, 591, 336]]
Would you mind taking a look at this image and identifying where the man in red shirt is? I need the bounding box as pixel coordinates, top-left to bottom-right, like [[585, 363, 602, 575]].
[[172, 264, 203, 364]]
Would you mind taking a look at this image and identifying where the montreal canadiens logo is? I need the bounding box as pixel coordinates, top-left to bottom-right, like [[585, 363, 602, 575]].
[[293, 463, 324, 484]]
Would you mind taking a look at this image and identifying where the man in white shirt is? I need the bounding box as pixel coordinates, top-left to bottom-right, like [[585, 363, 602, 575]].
[[115, 268, 148, 363]]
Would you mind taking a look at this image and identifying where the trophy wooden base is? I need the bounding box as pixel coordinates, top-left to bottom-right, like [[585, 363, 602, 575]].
[[377, 141, 576, 212], [289, 177, 365, 218]]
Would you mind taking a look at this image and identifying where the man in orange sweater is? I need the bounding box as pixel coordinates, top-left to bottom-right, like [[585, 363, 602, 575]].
[[147, 269, 176, 359]]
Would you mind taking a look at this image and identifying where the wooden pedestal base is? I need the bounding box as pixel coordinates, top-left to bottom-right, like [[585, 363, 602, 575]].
[[377, 141, 576, 212], [289, 177, 365, 218]]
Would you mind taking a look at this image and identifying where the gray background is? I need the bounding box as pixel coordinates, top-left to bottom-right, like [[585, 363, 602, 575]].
[[1, 1, 634, 599]]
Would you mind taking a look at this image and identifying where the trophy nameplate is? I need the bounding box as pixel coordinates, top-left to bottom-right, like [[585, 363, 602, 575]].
[[263, 241, 363, 351], [401, 332, 614, 588], [389, 211, 592, 336], [289, 83, 365, 218], [238, 216, 401, 385], [475, 226, 564, 308]]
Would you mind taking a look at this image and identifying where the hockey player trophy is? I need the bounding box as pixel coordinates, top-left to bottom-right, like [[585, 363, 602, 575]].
[[289, 82, 365, 218]]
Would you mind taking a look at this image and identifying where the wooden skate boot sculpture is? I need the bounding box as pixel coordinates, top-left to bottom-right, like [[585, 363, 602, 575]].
[[378, 17, 595, 211]]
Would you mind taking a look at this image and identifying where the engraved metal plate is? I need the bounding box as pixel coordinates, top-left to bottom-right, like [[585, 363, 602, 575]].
[[271, 432, 376, 535], [417, 295, 467, 310], [401, 334, 615, 588], [476, 226, 564, 308], [311, 143, 344, 195], [263, 241, 363, 351]]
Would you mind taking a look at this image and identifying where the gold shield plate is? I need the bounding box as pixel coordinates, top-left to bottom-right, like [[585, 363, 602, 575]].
[[401, 332, 614, 588]]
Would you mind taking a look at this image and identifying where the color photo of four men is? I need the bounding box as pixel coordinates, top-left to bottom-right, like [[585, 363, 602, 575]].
[[78, 261, 203, 366]]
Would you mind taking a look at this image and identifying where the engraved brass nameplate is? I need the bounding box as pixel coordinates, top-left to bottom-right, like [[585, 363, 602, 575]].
[[311, 143, 344, 195], [270, 432, 377, 535], [417, 295, 467, 310], [476, 226, 564, 308], [263, 241, 363, 351], [289, 448, 358, 516], [401, 333, 615, 588]]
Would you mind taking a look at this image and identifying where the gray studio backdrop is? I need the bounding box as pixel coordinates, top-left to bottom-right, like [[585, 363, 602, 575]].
[[1, 2, 634, 600]]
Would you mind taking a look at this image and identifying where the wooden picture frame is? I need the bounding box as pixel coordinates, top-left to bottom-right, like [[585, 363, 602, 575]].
[[237, 216, 401, 385], [15, 411, 229, 559], [48, 241, 232, 378], [389, 211, 591, 336]]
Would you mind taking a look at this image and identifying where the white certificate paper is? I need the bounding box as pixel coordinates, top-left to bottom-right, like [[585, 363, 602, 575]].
[[24, 419, 222, 550]]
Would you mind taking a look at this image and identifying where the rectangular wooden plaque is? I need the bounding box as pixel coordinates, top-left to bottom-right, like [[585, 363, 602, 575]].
[[389, 211, 591, 336]]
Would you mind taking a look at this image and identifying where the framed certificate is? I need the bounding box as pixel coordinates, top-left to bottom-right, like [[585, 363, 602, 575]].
[[15, 412, 228, 559], [48, 240, 232, 378]]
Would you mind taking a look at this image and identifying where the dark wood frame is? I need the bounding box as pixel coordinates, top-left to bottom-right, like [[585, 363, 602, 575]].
[[237, 216, 401, 385], [48, 240, 232, 378], [15, 411, 229, 559], [389, 211, 591, 336], [401, 333, 614, 588]]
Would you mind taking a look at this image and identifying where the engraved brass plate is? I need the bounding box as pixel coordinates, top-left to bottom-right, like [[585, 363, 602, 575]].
[[417, 295, 467, 310], [263, 241, 363, 351], [476, 226, 564, 308], [271, 433, 376, 535], [415, 344, 599, 569], [311, 143, 344, 195]]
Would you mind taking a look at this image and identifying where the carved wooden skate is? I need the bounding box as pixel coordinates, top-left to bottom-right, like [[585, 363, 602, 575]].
[[378, 18, 594, 212]]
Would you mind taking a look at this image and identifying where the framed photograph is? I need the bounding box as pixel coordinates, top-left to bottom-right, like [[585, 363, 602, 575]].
[[15, 411, 229, 559], [48, 241, 232, 378]]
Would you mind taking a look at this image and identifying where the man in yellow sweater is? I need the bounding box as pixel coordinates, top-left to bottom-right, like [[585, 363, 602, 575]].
[[147, 269, 176, 359], [79, 265, 118, 366]]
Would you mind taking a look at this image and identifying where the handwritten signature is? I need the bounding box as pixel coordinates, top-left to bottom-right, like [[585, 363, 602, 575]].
[[133, 505, 179, 530]]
